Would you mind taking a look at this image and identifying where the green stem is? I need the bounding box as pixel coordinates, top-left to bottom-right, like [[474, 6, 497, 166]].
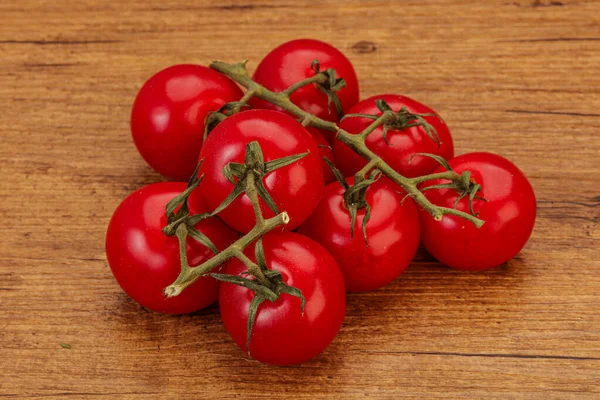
[[239, 88, 256, 104], [436, 206, 485, 222], [246, 173, 265, 225], [300, 115, 314, 127], [410, 171, 460, 185], [235, 250, 269, 286], [211, 61, 338, 132], [283, 73, 328, 96], [355, 159, 379, 181], [209, 60, 484, 228], [175, 223, 190, 273], [164, 211, 289, 298], [358, 113, 393, 140]]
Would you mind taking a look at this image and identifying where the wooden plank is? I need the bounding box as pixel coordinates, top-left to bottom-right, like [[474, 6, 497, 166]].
[[1, 0, 599, 398]]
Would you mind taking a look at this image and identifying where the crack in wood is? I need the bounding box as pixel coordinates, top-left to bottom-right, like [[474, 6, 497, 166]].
[[0, 39, 121, 45], [352, 41, 377, 54], [143, 4, 281, 11], [22, 63, 80, 68], [500, 37, 600, 43], [531, 0, 564, 7], [505, 109, 600, 117], [537, 200, 599, 208], [367, 350, 600, 361]]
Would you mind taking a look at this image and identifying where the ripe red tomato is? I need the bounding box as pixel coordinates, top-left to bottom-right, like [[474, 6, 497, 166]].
[[335, 94, 454, 178], [194, 109, 325, 233], [250, 39, 359, 143], [307, 126, 336, 184], [131, 64, 243, 181], [105, 182, 239, 314], [298, 178, 420, 292], [420, 152, 536, 271], [219, 232, 346, 365]]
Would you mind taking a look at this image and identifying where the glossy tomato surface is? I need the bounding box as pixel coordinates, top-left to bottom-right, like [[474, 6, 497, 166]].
[[219, 232, 346, 365], [335, 94, 454, 178], [250, 39, 359, 143], [105, 182, 239, 314], [420, 152, 536, 271], [299, 178, 420, 292], [131, 64, 243, 181], [194, 109, 324, 233]]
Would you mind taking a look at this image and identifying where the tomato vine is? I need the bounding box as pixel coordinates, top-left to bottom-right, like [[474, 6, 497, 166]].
[[161, 58, 487, 353]]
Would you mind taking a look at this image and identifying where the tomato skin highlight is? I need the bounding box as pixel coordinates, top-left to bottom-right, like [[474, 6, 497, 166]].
[[195, 109, 325, 233], [219, 232, 346, 365], [105, 182, 239, 314], [420, 152, 537, 271], [335, 94, 454, 178], [131, 64, 243, 181], [298, 178, 420, 292], [250, 39, 359, 144]]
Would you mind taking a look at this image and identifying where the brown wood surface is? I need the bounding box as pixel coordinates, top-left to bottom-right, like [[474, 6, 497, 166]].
[[1, 0, 599, 398]]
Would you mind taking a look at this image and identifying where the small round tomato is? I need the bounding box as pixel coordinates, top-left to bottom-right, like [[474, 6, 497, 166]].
[[194, 109, 325, 233], [335, 94, 454, 178], [307, 127, 336, 184], [420, 152, 536, 271], [219, 232, 346, 365], [131, 64, 243, 181], [105, 182, 239, 314], [250, 39, 359, 143], [298, 178, 420, 292]]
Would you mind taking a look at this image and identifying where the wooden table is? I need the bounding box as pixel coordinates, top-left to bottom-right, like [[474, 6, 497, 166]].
[[2, 0, 599, 398]]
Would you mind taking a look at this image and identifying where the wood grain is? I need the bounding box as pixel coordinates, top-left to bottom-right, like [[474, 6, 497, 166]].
[[1, 0, 599, 398]]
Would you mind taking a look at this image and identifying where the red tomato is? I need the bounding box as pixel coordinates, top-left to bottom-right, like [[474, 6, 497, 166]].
[[298, 178, 420, 292], [194, 109, 325, 233], [219, 232, 346, 365], [250, 39, 359, 143], [420, 152, 536, 271], [307, 126, 336, 184], [335, 94, 454, 178], [105, 182, 239, 314], [131, 64, 243, 181]]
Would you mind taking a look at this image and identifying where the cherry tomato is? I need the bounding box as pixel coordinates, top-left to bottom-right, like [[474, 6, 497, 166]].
[[335, 94, 454, 178], [219, 232, 346, 365], [105, 182, 239, 314], [131, 64, 243, 181], [298, 178, 420, 292], [307, 126, 336, 184], [420, 152, 536, 270], [194, 109, 325, 233], [250, 39, 359, 143]]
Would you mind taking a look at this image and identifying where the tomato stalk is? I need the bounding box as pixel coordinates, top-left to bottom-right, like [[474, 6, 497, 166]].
[[163, 210, 289, 298], [210, 60, 484, 228], [282, 68, 336, 96], [163, 142, 307, 299], [163, 141, 310, 352], [410, 171, 458, 185]]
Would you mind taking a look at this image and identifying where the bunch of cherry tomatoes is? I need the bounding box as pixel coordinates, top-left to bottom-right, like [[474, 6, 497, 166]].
[[106, 39, 536, 366]]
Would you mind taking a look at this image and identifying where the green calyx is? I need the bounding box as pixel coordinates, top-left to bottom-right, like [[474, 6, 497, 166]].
[[203, 102, 253, 142], [162, 160, 219, 254], [203, 111, 227, 142], [203, 85, 258, 142], [311, 60, 346, 118], [210, 238, 305, 355], [209, 141, 309, 218], [412, 153, 488, 216], [343, 99, 441, 146], [180, 142, 308, 355], [324, 157, 381, 247]]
